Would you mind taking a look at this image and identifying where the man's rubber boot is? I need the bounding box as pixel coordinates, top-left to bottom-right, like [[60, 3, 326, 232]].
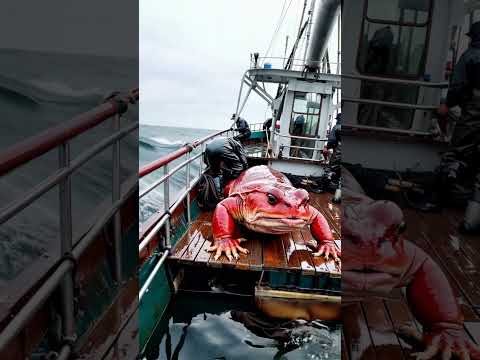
[[460, 199, 480, 234]]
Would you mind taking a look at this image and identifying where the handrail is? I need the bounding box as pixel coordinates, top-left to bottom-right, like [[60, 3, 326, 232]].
[[139, 128, 231, 178], [0, 88, 138, 177], [342, 73, 448, 88], [0, 89, 139, 355], [273, 131, 327, 142]]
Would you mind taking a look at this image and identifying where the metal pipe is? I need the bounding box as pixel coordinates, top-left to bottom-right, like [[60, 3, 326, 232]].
[[341, 73, 448, 88], [138, 173, 203, 253], [139, 129, 230, 178], [163, 165, 171, 249], [0, 261, 74, 350], [186, 152, 191, 225], [234, 73, 248, 120], [0, 89, 138, 177], [0, 175, 136, 354], [139, 251, 170, 300], [305, 0, 340, 69], [58, 142, 76, 346], [237, 86, 253, 118], [139, 152, 202, 199], [342, 97, 437, 110], [112, 114, 123, 283], [343, 124, 433, 136], [273, 131, 327, 141], [0, 122, 138, 226], [72, 182, 136, 260], [283, 145, 325, 151]]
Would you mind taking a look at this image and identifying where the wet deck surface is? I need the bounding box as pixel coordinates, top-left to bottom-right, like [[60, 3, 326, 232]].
[[169, 192, 341, 277], [342, 208, 480, 360]]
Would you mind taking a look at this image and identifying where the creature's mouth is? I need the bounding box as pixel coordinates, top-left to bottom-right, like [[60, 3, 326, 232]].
[[254, 216, 308, 228]]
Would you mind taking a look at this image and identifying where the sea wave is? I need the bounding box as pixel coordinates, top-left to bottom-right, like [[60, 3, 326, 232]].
[[152, 137, 185, 146], [0, 74, 105, 104]]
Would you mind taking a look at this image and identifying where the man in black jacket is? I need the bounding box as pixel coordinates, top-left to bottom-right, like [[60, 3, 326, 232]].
[[438, 21, 480, 233], [232, 114, 251, 144]]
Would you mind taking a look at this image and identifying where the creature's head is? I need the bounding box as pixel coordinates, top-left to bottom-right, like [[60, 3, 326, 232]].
[[342, 199, 408, 291], [240, 186, 314, 234]]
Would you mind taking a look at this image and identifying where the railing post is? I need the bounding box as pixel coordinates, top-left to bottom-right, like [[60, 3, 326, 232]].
[[58, 142, 76, 345], [112, 114, 123, 284], [186, 152, 191, 225], [164, 164, 171, 249], [199, 144, 204, 179]]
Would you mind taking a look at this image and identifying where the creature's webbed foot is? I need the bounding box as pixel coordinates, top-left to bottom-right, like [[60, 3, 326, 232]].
[[398, 324, 480, 360], [207, 238, 249, 261], [311, 241, 341, 263]]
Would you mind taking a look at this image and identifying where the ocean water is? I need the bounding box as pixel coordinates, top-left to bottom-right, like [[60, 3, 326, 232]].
[[0, 49, 138, 282], [139, 124, 218, 225], [146, 292, 341, 360]]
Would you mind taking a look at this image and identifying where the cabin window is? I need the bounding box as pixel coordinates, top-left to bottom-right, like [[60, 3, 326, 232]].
[[289, 92, 322, 159], [355, 0, 431, 129], [358, 81, 418, 129], [289, 92, 322, 137], [358, 0, 432, 78]]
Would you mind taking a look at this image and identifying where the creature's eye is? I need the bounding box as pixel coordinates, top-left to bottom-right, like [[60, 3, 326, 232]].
[[267, 193, 277, 205]]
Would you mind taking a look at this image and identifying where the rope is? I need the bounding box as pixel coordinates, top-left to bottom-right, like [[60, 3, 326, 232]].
[[263, 0, 293, 62]]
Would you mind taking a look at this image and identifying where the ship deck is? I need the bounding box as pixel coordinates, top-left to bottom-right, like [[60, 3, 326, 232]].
[[168, 192, 341, 277], [342, 207, 480, 360]]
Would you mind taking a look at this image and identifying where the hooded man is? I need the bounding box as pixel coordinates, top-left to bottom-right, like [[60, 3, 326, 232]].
[[438, 21, 480, 233]]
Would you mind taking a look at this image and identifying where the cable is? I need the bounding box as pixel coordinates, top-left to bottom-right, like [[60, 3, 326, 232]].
[[264, 0, 293, 62]]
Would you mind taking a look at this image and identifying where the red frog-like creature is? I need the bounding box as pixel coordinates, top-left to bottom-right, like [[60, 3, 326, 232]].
[[207, 165, 340, 262], [342, 168, 480, 360]]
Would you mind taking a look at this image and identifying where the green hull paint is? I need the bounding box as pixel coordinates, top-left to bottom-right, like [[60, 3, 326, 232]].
[[139, 198, 202, 351]]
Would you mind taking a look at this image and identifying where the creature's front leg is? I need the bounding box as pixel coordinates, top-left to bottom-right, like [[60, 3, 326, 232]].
[[208, 198, 249, 261], [406, 252, 480, 359], [309, 207, 340, 261]]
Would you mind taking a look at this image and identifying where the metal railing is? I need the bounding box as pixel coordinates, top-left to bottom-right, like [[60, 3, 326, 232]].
[[342, 72, 450, 137], [0, 89, 139, 356], [252, 56, 340, 74], [273, 131, 327, 162], [138, 127, 237, 300]]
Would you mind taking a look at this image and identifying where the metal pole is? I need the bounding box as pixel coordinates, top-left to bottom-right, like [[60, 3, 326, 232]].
[[58, 142, 76, 347], [112, 114, 123, 284], [303, 0, 316, 64], [186, 152, 191, 225], [163, 164, 171, 249]]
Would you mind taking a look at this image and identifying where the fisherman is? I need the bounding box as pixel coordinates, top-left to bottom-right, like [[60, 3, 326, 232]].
[[232, 114, 251, 144], [291, 114, 305, 156], [327, 113, 342, 150], [263, 117, 273, 141], [203, 136, 248, 189], [438, 21, 480, 233]]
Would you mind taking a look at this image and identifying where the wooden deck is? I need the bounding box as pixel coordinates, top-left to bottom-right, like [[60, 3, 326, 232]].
[[169, 192, 341, 276], [342, 207, 480, 360]]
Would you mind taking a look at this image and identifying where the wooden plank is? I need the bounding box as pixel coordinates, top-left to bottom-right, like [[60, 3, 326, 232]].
[[362, 299, 405, 360], [281, 232, 301, 271], [179, 224, 209, 263], [342, 302, 377, 360], [464, 322, 480, 345], [243, 235, 263, 271], [384, 297, 420, 358], [404, 210, 480, 311], [170, 227, 200, 259], [291, 230, 316, 275], [301, 229, 340, 275], [262, 233, 288, 270]]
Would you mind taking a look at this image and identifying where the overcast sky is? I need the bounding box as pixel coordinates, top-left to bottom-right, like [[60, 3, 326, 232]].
[[140, 0, 339, 130]]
